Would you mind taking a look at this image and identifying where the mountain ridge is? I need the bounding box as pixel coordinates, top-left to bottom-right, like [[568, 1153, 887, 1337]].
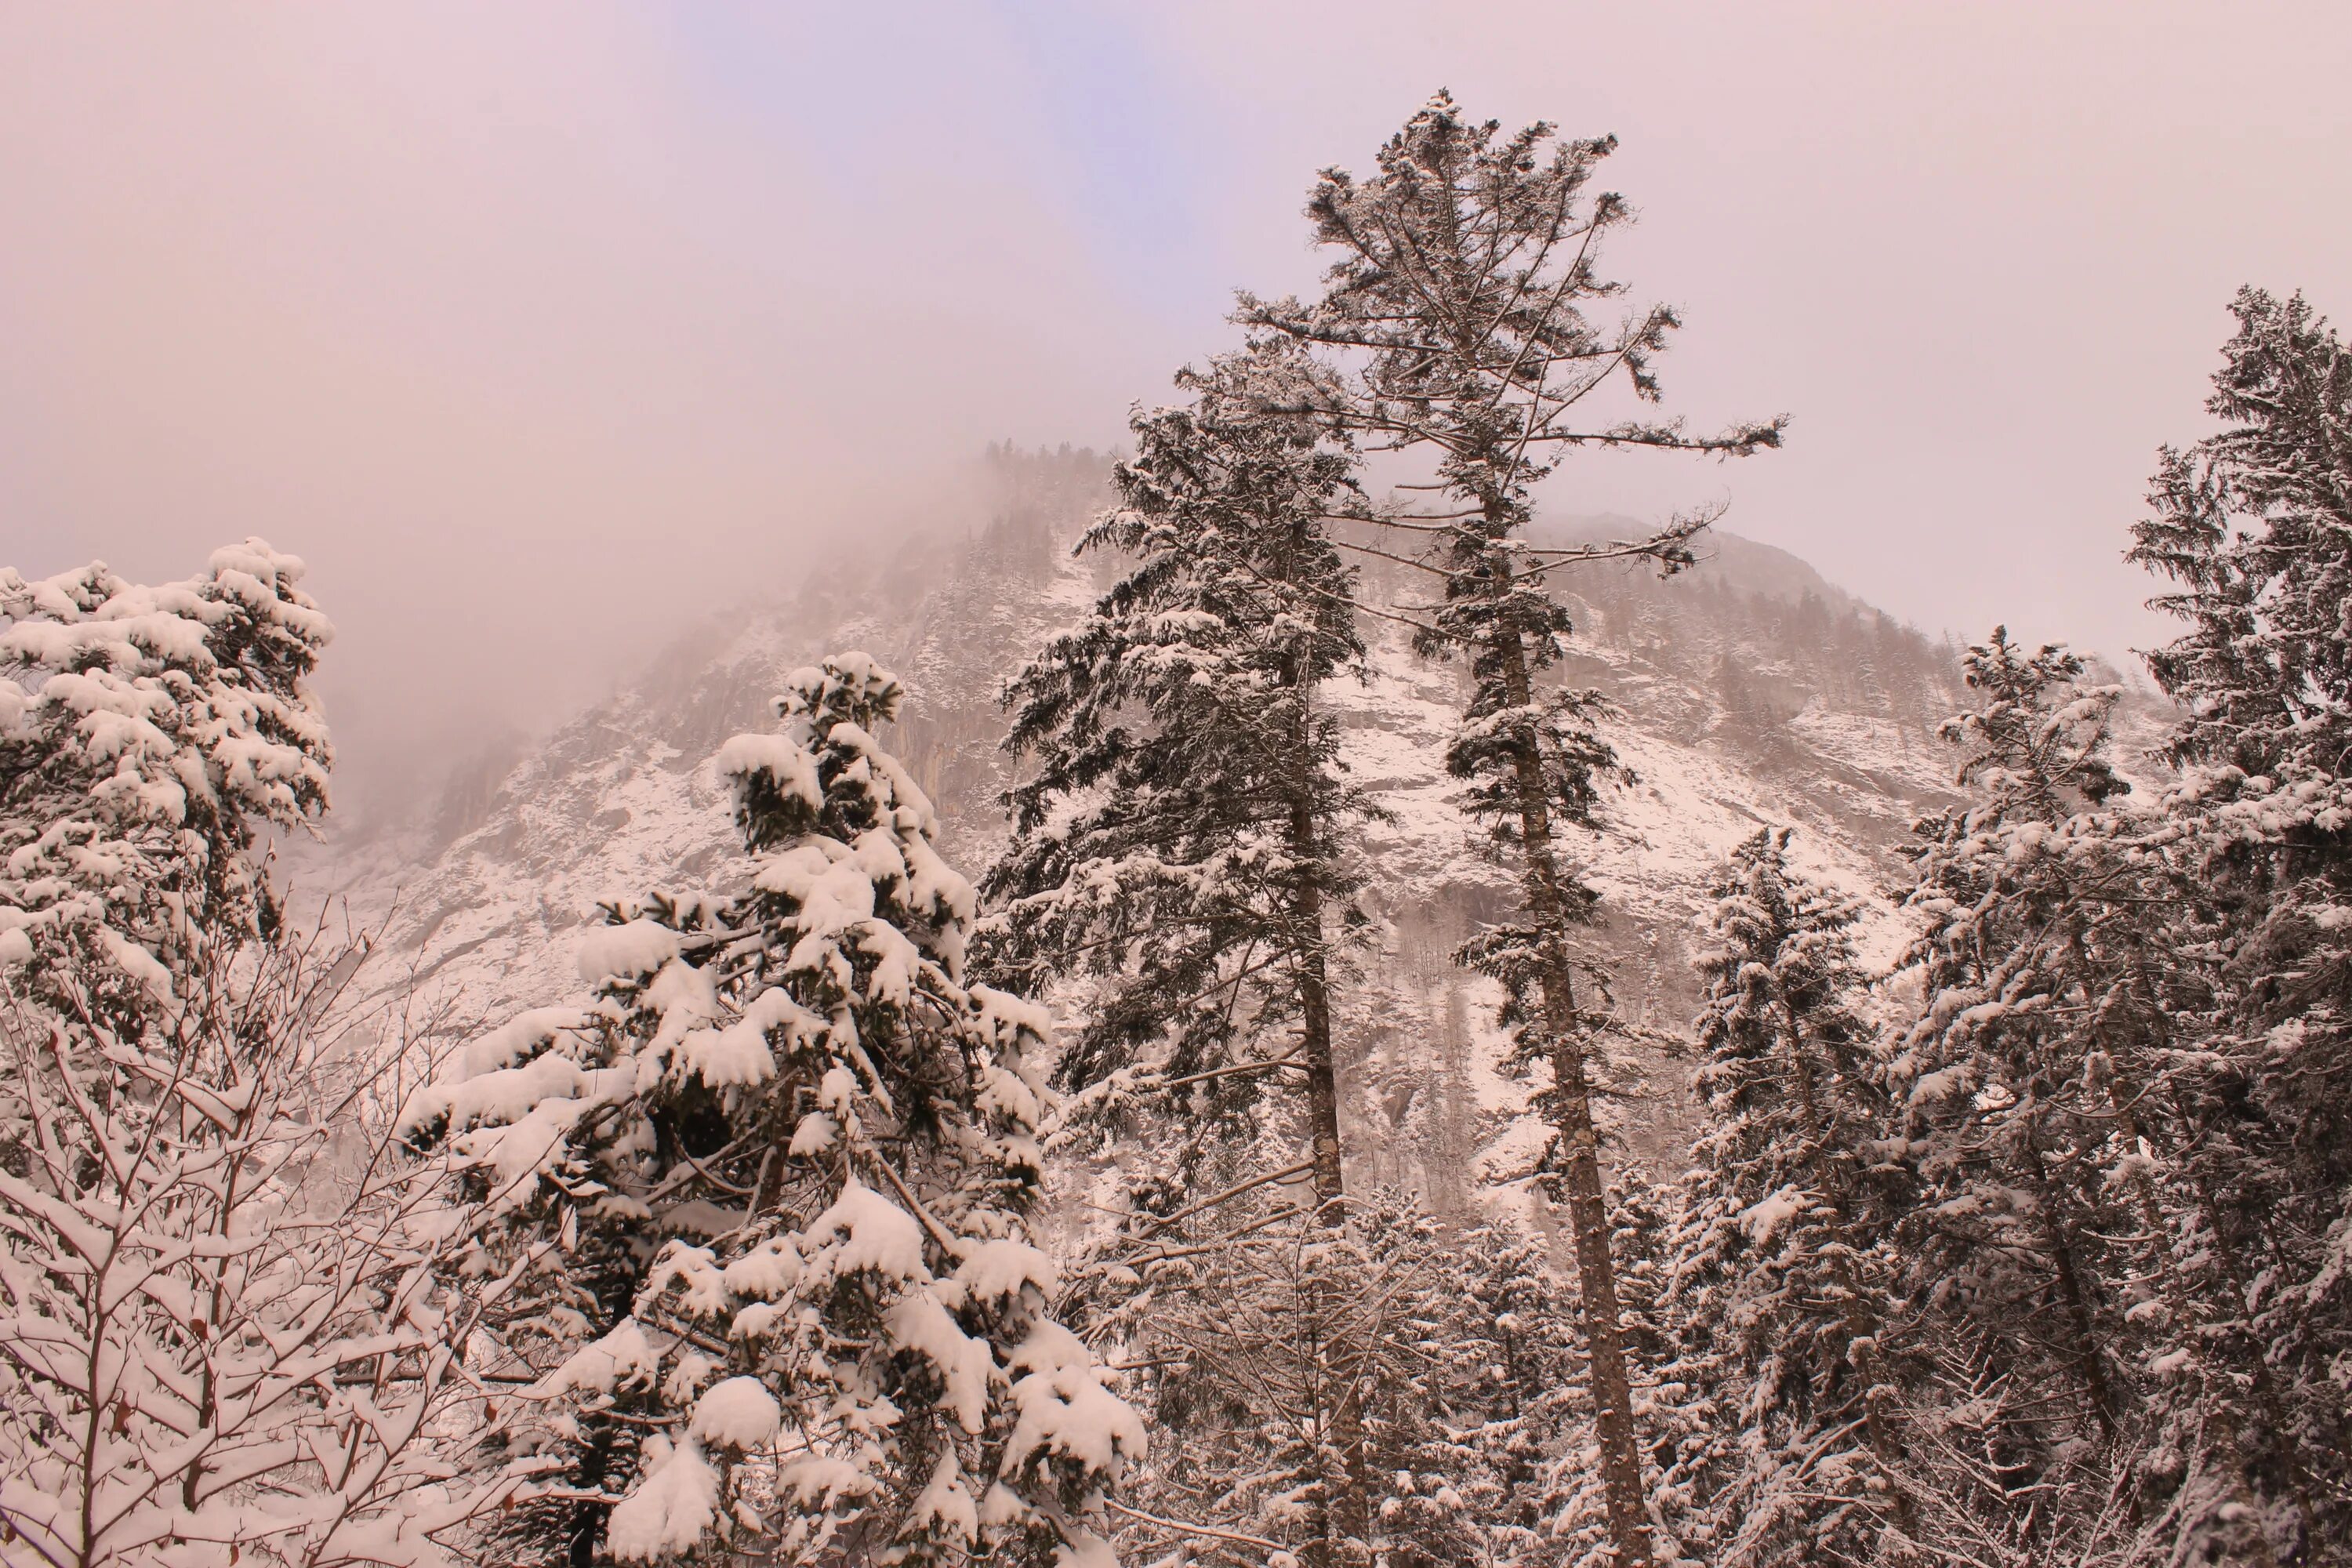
[[290, 454, 2146, 1214]]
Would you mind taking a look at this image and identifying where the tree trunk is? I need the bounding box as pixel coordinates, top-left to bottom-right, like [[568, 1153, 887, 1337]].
[[1488, 590, 1657, 1568], [1285, 672, 1369, 1564], [1294, 811, 1346, 1222], [2017, 1126, 2125, 1445]]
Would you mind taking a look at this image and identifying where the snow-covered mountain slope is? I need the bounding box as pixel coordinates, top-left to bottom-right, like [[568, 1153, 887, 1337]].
[[290, 449, 2152, 1214], [294, 450, 1107, 1011]]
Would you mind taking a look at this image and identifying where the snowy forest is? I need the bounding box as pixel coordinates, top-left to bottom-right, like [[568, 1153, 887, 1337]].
[[6, 90, 2352, 1568]]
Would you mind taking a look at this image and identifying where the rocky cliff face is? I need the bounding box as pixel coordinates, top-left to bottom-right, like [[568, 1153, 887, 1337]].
[[295, 449, 2147, 1217]]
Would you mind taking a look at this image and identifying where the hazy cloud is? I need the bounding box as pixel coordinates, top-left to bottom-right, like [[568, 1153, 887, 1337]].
[[5, 1, 2346, 804]]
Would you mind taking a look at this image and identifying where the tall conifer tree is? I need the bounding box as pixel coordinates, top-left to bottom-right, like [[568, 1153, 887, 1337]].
[[411, 655, 1138, 1566], [2125, 287, 2352, 1560], [985, 348, 1378, 1557], [989, 350, 1369, 1206], [1665, 829, 1911, 1565], [1236, 90, 1784, 1566]]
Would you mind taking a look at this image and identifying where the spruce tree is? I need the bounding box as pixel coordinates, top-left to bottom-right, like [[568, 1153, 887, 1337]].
[[2124, 287, 2352, 1560], [1418, 1216, 1592, 1568], [1, 546, 339, 1566], [0, 541, 333, 983], [2131, 289, 2352, 783], [1665, 829, 1911, 1565], [988, 349, 1370, 1209], [985, 354, 1380, 1559], [409, 655, 1138, 1566], [1889, 630, 2321, 1564], [1889, 635, 2159, 1554], [1610, 1178, 1732, 1568], [1236, 89, 1784, 1568]]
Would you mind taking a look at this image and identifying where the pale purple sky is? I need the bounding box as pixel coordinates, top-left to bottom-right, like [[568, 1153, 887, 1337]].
[[4, 3, 2346, 793]]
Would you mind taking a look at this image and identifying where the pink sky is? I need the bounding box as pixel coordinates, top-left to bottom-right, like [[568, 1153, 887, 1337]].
[[4, 2, 2346, 795]]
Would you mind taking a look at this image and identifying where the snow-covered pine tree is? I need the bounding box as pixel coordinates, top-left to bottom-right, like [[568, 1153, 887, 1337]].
[[1410, 1215, 1590, 1568], [985, 357, 1381, 1558], [0, 541, 332, 987], [408, 654, 1139, 1567], [987, 347, 1370, 1210], [1236, 89, 1785, 1568], [2131, 289, 2352, 785], [1664, 828, 1912, 1566], [1886, 628, 2325, 1564], [0, 543, 522, 1566], [1888, 633, 2165, 1560], [2123, 288, 2352, 1560], [1608, 1177, 1730, 1568]]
